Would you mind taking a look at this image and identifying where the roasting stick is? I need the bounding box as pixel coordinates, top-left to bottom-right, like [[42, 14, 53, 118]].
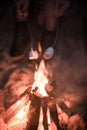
[[43, 21, 59, 60], [28, 23, 39, 60]]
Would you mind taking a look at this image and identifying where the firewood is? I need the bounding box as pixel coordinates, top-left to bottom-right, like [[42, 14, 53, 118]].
[[57, 100, 74, 117], [1, 87, 31, 123], [26, 94, 40, 130]]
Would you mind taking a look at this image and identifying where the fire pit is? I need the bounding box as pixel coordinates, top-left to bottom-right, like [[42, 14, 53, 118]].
[[0, 59, 85, 130]]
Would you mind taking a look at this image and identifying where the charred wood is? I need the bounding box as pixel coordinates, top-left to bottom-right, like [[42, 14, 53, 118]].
[[42, 100, 48, 130], [49, 104, 60, 130], [45, 83, 75, 117], [26, 94, 40, 130]]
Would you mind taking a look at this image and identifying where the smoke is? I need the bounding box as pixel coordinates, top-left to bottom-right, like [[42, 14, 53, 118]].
[[46, 17, 87, 115]]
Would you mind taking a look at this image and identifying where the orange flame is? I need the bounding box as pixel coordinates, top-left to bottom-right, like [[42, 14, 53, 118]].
[[31, 59, 49, 97], [38, 41, 42, 55]]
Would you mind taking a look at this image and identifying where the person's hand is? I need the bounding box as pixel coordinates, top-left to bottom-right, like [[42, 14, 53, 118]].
[[16, 0, 29, 21], [55, 0, 70, 17]]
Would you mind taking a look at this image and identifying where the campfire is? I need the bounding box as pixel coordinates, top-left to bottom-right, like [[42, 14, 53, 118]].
[[0, 56, 85, 130]]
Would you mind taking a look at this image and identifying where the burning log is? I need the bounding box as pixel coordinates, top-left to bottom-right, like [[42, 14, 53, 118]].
[[4, 94, 29, 124], [58, 101, 74, 117], [45, 82, 74, 117], [26, 94, 41, 130], [41, 97, 60, 130], [26, 94, 61, 130], [49, 104, 60, 130], [41, 98, 49, 130], [1, 87, 31, 124]]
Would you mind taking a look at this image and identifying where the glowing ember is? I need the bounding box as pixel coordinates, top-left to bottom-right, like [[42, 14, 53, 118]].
[[15, 101, 31, 119], [47, 108, 51, 125], [38, 107, 44, 130], [6, 95, 30, 128]]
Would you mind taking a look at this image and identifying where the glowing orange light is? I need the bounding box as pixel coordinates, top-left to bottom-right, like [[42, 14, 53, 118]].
[[7, 95, 30, 128], [38, 41, 42, 56], [31, 59, 49, 97]]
